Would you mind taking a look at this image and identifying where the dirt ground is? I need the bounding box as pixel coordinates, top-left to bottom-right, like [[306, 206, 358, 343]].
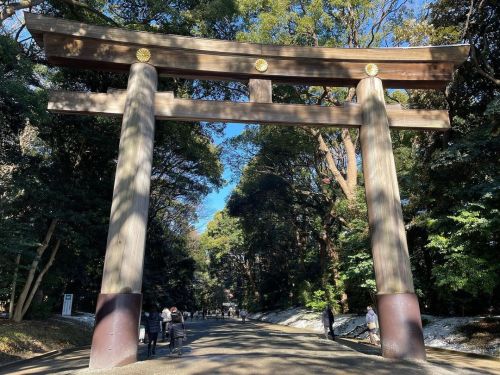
[[2, 319, 499, 375], [0, 318, 92, 364]]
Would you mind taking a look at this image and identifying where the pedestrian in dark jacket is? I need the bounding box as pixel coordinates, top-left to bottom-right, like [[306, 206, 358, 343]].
[[146, 308, 162, 357], [322, 305, 335, 340], [169, 306, 186, 356]]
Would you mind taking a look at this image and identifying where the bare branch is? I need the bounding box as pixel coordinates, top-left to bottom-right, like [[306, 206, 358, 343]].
[[367, 0, 406, 48], [60, 0, 119, 26], [462, 0, 475, 40], [0, 0, 44, 23], [14, 21, 25, 41], [468, 36, 500, 86]]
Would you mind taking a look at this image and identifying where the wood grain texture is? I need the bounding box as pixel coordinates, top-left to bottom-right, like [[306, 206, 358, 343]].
[[25, 13, 469, 89], [249, 79, 272, 103], [25, 12, 469, 63], [48, 90, 450, 130], [357, 77, 415, 294], [40, 34, 456, 89], [387, 109, 450, 130], [100, 63, 157, 294]]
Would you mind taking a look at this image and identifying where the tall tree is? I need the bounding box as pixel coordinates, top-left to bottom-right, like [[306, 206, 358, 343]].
[[1, 1, 225, 318], [393, 0, 499, 313]]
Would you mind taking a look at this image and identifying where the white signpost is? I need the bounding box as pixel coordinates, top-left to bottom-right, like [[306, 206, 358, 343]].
[[62, 294, 73, 316]]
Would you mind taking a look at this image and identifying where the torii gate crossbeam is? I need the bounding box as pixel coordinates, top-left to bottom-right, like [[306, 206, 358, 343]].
[[24, 12, 469, 369]]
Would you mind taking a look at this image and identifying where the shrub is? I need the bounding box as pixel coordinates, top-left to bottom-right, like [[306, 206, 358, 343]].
[[306, 290, 328, 312]]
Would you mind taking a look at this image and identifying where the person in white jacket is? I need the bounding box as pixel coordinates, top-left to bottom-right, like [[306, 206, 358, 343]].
[[366, 306, 380, 345], [161, 307, 171, 341]]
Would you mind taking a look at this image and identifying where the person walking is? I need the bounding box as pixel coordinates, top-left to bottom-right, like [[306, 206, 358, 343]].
[[240, 308, 248, 323], [139, 311, 149, 343], [322, 305, 335, 340], [161, 306, 171, 342], [366, 305, 381, 346], [145, 307, 162, 357], [169, 307, 186, 356]]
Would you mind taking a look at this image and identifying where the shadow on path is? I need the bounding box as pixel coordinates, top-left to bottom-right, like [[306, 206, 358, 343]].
[[1, 319, 498, 375]]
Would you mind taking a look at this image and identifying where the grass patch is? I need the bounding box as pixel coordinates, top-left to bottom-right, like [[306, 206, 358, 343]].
[[0, 318, 92, 364]]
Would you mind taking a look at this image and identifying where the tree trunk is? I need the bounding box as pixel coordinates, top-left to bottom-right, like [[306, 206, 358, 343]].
[[22, 239, 61, 317], [243, 259, 259, 304], [325, 238, 349, 313], [311, 129, 355, 201], [12, 218, 57, 322], [342, 129, 358, 197], [8, 252, 21, 318], [317, 233, 329, 289], [295, 228, 307, 276], [308, 85, 358, 204]]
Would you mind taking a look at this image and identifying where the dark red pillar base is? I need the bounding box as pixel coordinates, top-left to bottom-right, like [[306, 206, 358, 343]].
[[377, 292, 426, 361], [89, 293, 142, 369]]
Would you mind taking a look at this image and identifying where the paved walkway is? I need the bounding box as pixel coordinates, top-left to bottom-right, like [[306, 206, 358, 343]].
[[1, 319, 498, 375]]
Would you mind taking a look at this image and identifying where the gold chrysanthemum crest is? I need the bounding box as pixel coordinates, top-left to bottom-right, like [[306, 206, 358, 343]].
[[254, 58, 268, 73], [365, 63, 379, 77], [136, 48, 151, 63]]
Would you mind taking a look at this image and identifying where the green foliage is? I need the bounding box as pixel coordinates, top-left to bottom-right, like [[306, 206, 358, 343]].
[[197, 210, 247, 309], [306, 286, 341, 312], [426, 202, 499, 297], [236, 0, 409, 47], [24, 298, 54, 320], [1, 0, 498, 319], [297, 280, 312, 306], [306, 290, 328, 312], [393, 0, 500, 314], [1, 2, 225, 316]]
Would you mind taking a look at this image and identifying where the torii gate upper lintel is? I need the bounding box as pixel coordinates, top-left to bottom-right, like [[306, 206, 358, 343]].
[[24, 12, 469, 369]]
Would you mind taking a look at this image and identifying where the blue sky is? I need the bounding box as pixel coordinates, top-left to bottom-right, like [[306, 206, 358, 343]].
[[195, 123, 245, 232]]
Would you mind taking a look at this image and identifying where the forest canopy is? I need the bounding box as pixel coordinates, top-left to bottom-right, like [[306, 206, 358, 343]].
[[0, 0, 498, 320]]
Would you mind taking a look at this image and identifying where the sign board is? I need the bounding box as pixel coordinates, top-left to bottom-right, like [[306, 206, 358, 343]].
[[62, 294, 73, 316]]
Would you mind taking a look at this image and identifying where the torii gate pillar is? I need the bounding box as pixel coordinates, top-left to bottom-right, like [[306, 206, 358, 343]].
[[89, 62, 158, 369], [357, 76, 426, 360]]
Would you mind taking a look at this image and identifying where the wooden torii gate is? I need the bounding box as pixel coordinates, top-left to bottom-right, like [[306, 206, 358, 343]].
[[25, 12, 469, 369]]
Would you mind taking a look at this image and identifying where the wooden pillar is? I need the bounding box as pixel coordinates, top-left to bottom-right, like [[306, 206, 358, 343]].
[[90, 62, 157, 369], [357, 76, 426, 361], [249, 79, 272, 103]]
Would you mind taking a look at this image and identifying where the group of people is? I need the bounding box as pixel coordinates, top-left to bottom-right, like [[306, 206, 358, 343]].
[[322, 304, 381, 346], [144, 303, 381, 357], [143, 306, 186, 358], [178, 308, 248, 322]]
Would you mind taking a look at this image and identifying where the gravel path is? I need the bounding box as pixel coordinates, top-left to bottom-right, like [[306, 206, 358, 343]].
[[1, 319, 498, 375]]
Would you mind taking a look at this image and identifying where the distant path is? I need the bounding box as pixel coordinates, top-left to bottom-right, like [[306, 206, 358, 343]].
[[1, 319, 498, 375]]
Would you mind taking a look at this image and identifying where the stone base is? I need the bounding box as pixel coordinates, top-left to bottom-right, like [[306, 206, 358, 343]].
[[377, 292, 426, 361], [89, 293, 142, 369]]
